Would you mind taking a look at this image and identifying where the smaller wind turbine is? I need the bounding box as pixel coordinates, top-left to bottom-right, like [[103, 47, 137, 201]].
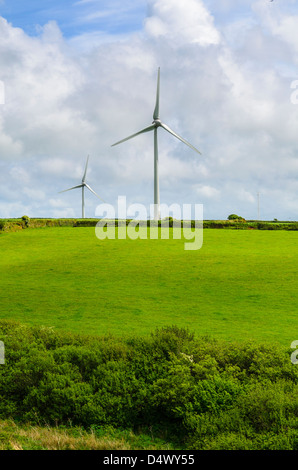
[[59, 155, 104, 218]]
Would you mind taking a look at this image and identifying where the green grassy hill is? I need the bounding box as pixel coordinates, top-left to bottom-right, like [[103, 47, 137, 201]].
[[1, 223, 298, 450], [0, 224, 297, 345]]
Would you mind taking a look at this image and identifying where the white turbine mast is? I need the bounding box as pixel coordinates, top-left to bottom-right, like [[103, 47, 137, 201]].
[[111, 67, 201, 220], [59, 155, 104, 218]]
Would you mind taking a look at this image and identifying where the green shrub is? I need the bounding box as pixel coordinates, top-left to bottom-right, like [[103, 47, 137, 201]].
[[228, 214, 245, 221], [74, 220, 98, 227], [1, 320, 298, 449], [21, 215, 30, 228]]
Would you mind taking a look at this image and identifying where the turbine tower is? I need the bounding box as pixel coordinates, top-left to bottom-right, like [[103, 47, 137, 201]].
[[59, 155, 104, 218], [112, 67, 201, 220]]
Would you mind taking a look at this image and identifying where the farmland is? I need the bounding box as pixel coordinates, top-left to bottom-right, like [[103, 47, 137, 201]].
[[1, 221, 298, 450], [0, 221, 298, 345]]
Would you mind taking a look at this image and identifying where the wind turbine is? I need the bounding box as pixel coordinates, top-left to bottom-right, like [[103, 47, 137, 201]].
[[112, 67, 201, 220], [59, 155, 104, 219]]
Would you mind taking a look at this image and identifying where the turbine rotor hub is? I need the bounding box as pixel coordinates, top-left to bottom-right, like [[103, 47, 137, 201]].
[[153, 119, 162, 127]]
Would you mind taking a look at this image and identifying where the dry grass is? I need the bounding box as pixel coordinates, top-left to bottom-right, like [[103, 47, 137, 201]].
[[0, 420, 134, 450]]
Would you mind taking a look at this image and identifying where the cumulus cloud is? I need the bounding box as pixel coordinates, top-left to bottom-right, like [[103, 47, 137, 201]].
[[145, 0, 220, 46], [0, 0, 298, 220], [9, 166, 30, 184], [196, 185, 220, 199]]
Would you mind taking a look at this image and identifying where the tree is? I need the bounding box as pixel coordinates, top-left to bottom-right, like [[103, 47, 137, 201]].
[[21, 215, 30, 228], [227, 214, 245, 221]]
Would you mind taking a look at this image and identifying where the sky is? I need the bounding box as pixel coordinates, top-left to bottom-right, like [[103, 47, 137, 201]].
[[0, 0, 298, 220]]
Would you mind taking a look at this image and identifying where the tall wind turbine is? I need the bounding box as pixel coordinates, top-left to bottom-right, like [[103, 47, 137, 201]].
[[112, 67, 201, 220], [59, 155, 104, 218]]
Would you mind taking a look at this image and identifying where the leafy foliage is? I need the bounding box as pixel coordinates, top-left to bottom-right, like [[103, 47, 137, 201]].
[[0, 321, 298, 449], [21, 215, 30, 228], [227, 214, 245, 221]]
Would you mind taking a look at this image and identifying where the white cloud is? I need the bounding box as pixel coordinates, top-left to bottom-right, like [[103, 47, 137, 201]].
[[9, 166, 30, 184], [0, 121, 23, 157], [0, 0, 298, 220], [23, 187, 46, 201], [145, 0, 220, 46], [196, 185, 220, 199], [38, 158, 84, 179], [0, 201, 31, 218], [49, 197, 69, 208]]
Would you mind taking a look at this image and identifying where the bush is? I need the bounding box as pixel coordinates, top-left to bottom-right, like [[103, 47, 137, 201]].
[[21, 215, 30, 228], [1, 321, 298, 449], [74, 220, 98, 227], [227, 214, 245, 221]]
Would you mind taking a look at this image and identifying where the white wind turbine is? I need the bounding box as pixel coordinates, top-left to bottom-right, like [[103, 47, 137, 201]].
[[112, 67, 201, 220], [59, 155, 104, 218]]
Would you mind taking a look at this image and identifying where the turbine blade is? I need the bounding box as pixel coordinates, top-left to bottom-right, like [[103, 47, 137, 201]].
[[82, 155, 89, 183], [111, 124, 156, 147], [160, 122, 201, 154], [85, 183, 105, 202], [153, 67, 160, 120], [59, 184, 83, 193]]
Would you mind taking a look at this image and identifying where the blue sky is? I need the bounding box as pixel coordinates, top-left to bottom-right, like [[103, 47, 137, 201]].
[[0, 1, 282, 38], [0, 1, 147, 37], [1, 0, 298, 220]]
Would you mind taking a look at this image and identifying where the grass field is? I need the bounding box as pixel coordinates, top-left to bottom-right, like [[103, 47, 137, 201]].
[[1, 226, 298, 346]]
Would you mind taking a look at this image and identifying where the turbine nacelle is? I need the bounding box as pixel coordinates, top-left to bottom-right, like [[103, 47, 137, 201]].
[[153, 119, 162, 127]]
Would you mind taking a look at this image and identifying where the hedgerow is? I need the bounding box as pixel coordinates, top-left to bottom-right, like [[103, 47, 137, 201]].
[[0, 320, 298, 449]]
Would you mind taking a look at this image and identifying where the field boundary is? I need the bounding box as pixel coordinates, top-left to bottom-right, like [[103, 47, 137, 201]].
[[1, 217, 298, 232]]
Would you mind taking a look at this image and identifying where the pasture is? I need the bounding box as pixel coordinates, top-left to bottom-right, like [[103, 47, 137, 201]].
[[0, 225, 298, 346]]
